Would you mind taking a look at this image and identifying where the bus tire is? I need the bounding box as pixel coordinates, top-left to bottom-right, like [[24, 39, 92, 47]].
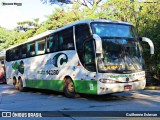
[[63, 77, 75, 98], [13, 77, 19, 89], [18, 78, 25, 92], [13, 77, 17, 86]]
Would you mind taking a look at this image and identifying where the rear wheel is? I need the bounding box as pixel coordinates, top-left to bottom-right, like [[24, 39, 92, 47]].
[[13, 77, 19, 89], [18, 78, 25, 92], [13, 77, 16, 86], [63, 77, 75, 98]]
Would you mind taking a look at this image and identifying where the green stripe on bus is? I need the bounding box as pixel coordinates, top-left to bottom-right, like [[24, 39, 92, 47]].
[[26, 79, 97, 94], [73, 80, 97, 94], [26, 80, 63, 91]]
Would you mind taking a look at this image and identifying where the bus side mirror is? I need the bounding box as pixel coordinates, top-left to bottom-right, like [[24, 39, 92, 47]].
[[93, 34, 103, 58], [140, 37, 154, 54]]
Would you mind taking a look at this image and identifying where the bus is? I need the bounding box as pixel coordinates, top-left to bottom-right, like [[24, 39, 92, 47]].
[[5, 19, 154, 97]]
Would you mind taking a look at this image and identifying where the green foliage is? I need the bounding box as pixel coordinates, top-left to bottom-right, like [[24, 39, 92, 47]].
[[0, 27, 17, 50], [34, 24, 48, 35], [44, 8, 81, 30], [137, 1, 160, 80]]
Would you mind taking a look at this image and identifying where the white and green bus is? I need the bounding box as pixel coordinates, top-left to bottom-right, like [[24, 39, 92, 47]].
[[5, 19, 154, 97]]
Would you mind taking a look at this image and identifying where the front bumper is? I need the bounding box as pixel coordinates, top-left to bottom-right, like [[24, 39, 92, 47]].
[[97, 79, 146, 95]]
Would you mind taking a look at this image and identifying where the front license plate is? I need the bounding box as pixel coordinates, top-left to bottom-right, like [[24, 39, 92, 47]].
[[124, 85, 132, 90]]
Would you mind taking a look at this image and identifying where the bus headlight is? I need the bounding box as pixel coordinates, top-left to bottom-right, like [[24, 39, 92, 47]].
[[99, 79, 116, 83]]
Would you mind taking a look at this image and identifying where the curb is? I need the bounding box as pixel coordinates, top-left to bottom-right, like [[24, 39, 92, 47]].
[[145, 86, 160, 90]]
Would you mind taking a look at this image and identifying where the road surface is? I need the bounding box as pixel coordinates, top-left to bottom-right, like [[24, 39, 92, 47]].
[[0, 84, 160, 119]]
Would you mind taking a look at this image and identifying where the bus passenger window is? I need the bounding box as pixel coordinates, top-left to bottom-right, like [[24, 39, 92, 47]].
[[59, 36, 63, 50], [28, 42, 35, 57], [59, 27, 74, 51], [13, 48, 19, 60], [37, 39, 45, 55], [22, 45, 27, 58], [6, 50, 12, 61], [47, 34, 58, 52]]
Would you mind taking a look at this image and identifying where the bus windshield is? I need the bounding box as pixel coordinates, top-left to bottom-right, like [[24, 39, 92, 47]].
[[91, 22, 138, 38], [91, 23, 142, 73]]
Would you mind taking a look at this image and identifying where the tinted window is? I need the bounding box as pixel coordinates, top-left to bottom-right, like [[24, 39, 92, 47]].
[[37, 39, 45, 55], [47, 27, 74, 53], [6, 50, 11, 61], [13, 48, 19, 60], [84, 40, 96, 72], [75, 24, 91, 50], [28, 42, 35, 57], [22, 45, 27, 58], [20, 45, 27, 59], [59, 27, 74, 50], [91, 23, 138, 38], [47, 33, 59, 52], [75, 24, 91, 66]]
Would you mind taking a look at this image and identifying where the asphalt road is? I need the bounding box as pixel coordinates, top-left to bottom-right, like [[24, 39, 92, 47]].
[[0, 84, 160, 120]]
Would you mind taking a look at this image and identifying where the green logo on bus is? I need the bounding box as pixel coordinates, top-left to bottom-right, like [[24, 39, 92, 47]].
[[12, 60, 24, 74], [53, 53, 68, 67], [45, 53, 68, 67]]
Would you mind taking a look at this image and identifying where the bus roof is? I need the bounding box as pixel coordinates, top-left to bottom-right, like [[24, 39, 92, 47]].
[[6, 19, 132, 50], [55, 19, 132, 33], [27, 30, 55, 43], [6, 30, 55, 50]]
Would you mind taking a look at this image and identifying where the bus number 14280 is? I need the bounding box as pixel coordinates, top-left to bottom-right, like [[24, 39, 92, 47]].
[[46, 70, 59, 75]]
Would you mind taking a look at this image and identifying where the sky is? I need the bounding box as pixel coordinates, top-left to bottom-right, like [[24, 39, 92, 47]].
[[0, 0, 61, 30]]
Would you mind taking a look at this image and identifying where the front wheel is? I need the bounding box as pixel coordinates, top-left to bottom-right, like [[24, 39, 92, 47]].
[[63, 77, 75, 98]]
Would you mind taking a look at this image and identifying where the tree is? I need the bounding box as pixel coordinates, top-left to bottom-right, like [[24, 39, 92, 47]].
[[137, 1, 160, 82], [15, 18, 40, 32], [36, 8, 81, 31], [0, 27, 17, 50]]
